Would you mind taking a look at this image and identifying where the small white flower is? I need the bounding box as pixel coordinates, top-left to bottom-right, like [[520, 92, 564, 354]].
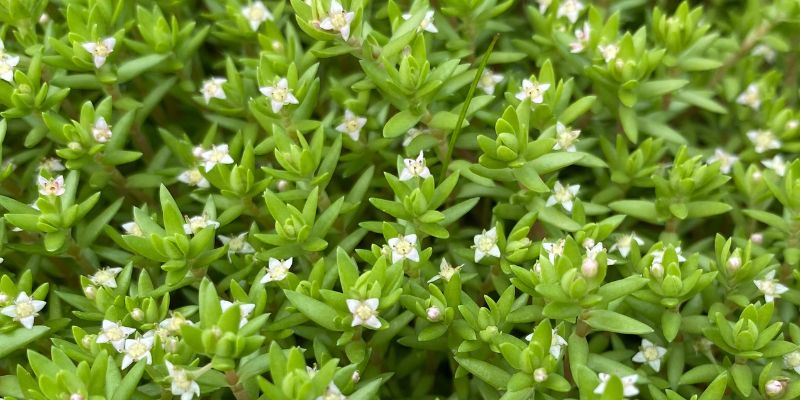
[[598, 43, 619, 63], [39, 158, 65, 172], [428, 259, 462, 283], [200, 77, 227, 104], [736, 83, 761, 110], [92, 117, 112, 143], [388, 234, 419, 263], [762, 154, 788, 176], [784, 350, 800, 375], [524, 328, 567, 359], [650, 247, 686, 267], [121, 335, 154, 369], [570, 22, 591, 53], [632, 339, 667, 372], [546, 181, 580, 213], [220, 300, 256, 328], [122, 221, 143, 236], [218, 233, 255, 258], [347, 298, 381, 329], [0, 292, 46, 329], [37, 175, 65, 197], [515, 79, 550, 104], [747, 129, 781, 153], [402, 128, 423, 147], [90, 267, 123, 288], [96, 320, 136, 352], [0, 54, 19, 83], [610, 233, 644, 258], [200, 144, 234, 172], [556, 0, 584, 23], [319, 0, 356, 40], [399, 151, 431, 181], [159, 313, 193, 335], [707, 148, 738, 174], [537, 0, 552, 14], [261, 257, 293, 283], [553, 122, 580, 152], [473, 227, 501, 262], [182, 215, 220, 235], [751, 44, 776, 63], [335, 109, 367, 140], [542, 238, 566, 264], [241, 1, 273, 31], [259, 78, 299, 113], [165, 361, 201, 400], [594, 373, 639, 398], [754, 270, 789, 303], [402, 10, 438, 33], [315, 382, 346, 400], [177, 168, 210, 188], [477, 69, 504, 95], [82, 37, 116, 68]]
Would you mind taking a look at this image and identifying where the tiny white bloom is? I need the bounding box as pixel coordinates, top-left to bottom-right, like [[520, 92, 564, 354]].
[[609, 233, 644, 258], [177, 168, 210, 188], [553, 122, 580, 152], [122, 221, 143, 236], [537, 0, 552, 14], [594, 373, 639, 398], [515, 79, 550, 103], [218, 233, 255, 258], [762, 154, 788, 176], [751, 44, 776, 63], [39, 158, 65, 172], [736, 83, 761, 110], [747, 129, 781, 153], [546, 181, 580, 212], [473, 227, 501, 262], [200, 77, 227, 104], [542, 238, 566, 264], [347, 298, 381, 329], [261, 257, 293, 283], [159, 313, 193, 335], [598, 43, 619, 63], [0, 54, 19, 83], [121, 335, 154, 369], [200, 144, 234, 172], [315, 382, 346, 400], [92, 117, 113, 143], [96, 320, 136, 352], [387, 234, 419, 263], [477, 69, 504, 95], [524, 328, 567, 359], [428, 259, 462, 283], [570, 22, 591, 53], [0, 292, 46, 329], [783, 350, 800, 375], [754, 270, 789, 303], [402, 10, 438, 33], [707, 148, 738, 174], [220, 300, 256, 328], [37, 175, 65, 196], [399, 151, 431, 181], [241, 1, 273, 31], [82, 37, 116, 68], [632, 339, 667, 372], [259, 78, 299, 113], [650, 247, 686, 266], [90, 267, 123, 288], [165, 361, 201, 400], [336, 109, 367, 140], [556, 0, 584, 23], [182, 215, 220, 235], [319, 0, 356, 40]]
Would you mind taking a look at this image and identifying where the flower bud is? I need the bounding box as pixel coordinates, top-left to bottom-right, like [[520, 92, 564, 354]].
[[650, 263, 664, 279], [582, 238, 596, 249], [81, 335, 94, 349], [131, 308, 145, 321], [39, 13, 50, 24], [479, 325, 499, 342], [727, 256, 742, 273], [533, 367, 548, 383], [68, 141, 82, 151], [765, 379, 786, 397], [751, 232, 764, 245], [426, 306, 442, 322], [0, 291, 8, 304], [70, 393, 85, 400], [277, 180, 289, 192], [581, 258, 598, 278], [83, 285, 96, 299], [352, 371, 361, 383]]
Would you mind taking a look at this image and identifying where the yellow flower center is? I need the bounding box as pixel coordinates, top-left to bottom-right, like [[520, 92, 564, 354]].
[[356, 304, 374, 320], [105, 326, 125, 341], [478, 236, 496, 252], [272, 87, 287, 102], [15, 301, 34, 317], [127, 342, 148, 359], [394, 238, 412, 255], [643, 347, 659, 360], [331, 12, 348, 30], [173, 370, 193, 391], [94, 43, 111, 57], [346, 119, 359, 132]]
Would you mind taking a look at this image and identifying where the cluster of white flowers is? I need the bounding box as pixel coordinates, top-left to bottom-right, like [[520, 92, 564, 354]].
[[0, 40, 20, 83]]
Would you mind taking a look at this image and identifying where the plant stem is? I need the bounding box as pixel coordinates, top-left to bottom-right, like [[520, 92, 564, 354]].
[[225, 370, 250, 400]]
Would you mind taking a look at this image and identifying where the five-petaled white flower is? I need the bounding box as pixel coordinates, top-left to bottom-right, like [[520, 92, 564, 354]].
[[399, 151, 431, 181], [219, 233, 255, 258], [525, 328, 568, 359], [784, 350, 800, 375], [609, 233, 644, 258], [707, 148, 738, 174], [200, 77, 227, 104], [754, 270, 789, 303], [762, 154, 787, 177], [220, 300, 256, 328], [37, 175, 65, 196], [546, 181, 580, 212], [347, 298, 381, 329], [90, 267, 123, 288], [336, 109, 367, 140], [557, 0, 584, 23], [736, 83, 761, 110], [594, 373, 639, 398], [542, 238, 566, 264], [121, 335, 154, 369], [122, 221, 143, 236], [747, 129, 781, 153], [388, 234, 419, 263], [319, 0, 355, 40], [183, 215, 220, 235], [259, 78, 299, 113], [92, 117, 113, 143], [241, 1, 273, 31], [200, 144, 235, 172], [515, 79, 550, 104], [177, 168, 210, 188], [570, 22, 591, 53], [632, 339, 667, 372], [96, 320, 136, 352], [0, 51, 19, 83], [554, 122, 580, 152], [315, 382, 346, 400], [402, 10, 438, 33], [598, 43, 619, 63], [165, 361, 201, 400], [261, 257, 293, 283], [428, 259, 462, 283], [82, 37, 116, 68], [1, 292, 46, 329], [473, 227, 501, 262], [477, 69, 504, 95]]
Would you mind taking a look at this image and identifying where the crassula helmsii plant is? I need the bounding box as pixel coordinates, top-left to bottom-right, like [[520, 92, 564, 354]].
[[1, 0, 800, 399]]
